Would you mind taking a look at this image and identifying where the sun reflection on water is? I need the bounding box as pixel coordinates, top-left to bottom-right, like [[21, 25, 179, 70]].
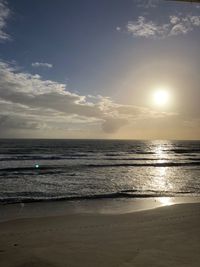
[[118, 141, 176, 196], [156, 167, 168, 188], [155, 145, 164, 156], [152, 142, 174, 192]]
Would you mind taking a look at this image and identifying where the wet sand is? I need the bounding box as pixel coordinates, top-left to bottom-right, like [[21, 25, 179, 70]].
[[0, 202, 200, 267]]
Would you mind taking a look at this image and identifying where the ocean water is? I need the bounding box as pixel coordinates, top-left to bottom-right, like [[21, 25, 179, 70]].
[[0, 139, 200, 203]]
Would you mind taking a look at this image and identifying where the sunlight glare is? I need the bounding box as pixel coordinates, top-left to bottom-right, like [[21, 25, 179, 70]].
[[153, 88, 170, 106], [158, 197, 173, 206]]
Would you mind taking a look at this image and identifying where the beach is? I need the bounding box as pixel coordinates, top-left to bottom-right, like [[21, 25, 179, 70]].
[[0, 0, 200, 265], [0, 201, 200, 267]]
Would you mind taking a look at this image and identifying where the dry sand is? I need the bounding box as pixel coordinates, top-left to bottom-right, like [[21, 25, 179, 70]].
[[0, 202, 200, 267]]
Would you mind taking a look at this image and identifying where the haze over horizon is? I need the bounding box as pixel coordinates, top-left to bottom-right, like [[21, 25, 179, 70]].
[[0, 0, 200, 140]]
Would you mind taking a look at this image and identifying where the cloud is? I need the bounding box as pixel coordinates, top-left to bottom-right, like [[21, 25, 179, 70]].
[[31, 62, 53, 68], [102, 118, 128, 133], [136, 0, 159, 9], [0, 61, 174, 136], [169, 15, 200, 36], [125, 14, 200, 38], [0, 0, 10, 41], [0, 114, 44, 129], [126, 16, 168, 38]]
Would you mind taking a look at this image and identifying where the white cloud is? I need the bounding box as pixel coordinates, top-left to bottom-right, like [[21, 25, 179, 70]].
[[31, 62, 53, 68], [126, 16, 168, 38], [189, 15, 200, 26], [170, 23, 189, 36], [170, 15, 180, 25], [0, 61, 174, 136], [136, 0, 159, 9], [125, 14, 200, 39], [0, 0, 10, 41]]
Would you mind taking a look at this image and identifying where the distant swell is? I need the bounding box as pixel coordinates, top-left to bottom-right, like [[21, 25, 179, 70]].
[[166, 149, 200, 154], [0, 154, 90, 161], [0, 161, 200, 173], [87, 162, 200, 168]]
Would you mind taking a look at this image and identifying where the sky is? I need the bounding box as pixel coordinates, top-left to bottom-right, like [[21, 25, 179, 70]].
[[0, 0, 200, 139]]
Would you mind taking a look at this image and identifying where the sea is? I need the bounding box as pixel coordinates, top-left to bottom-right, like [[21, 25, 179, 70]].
[[0, 139, 200, 204]]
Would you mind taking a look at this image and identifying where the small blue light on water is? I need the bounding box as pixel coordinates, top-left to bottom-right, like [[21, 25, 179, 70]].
[[35, 164, 39, 168]]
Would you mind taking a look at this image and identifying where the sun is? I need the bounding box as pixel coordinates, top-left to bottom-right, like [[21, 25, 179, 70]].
[[153, 88, 170, 107]]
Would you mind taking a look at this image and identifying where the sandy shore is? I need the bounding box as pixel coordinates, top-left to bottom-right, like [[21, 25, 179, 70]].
[[0, 202, 200, 267]]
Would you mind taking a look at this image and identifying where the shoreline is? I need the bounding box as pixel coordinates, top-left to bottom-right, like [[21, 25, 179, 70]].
[[1, 196, 200, 223], [0, 202, 200, 266]]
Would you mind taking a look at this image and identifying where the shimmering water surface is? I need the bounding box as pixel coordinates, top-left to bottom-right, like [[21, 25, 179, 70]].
[[0, 139, 200, 203]]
